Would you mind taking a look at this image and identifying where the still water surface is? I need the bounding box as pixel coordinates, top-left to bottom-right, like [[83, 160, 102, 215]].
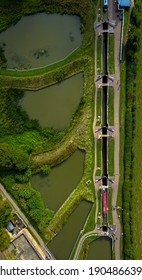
[[31, 150, 85, 211], [48, 201, 92, 259], [20, 73, 83, 130], [0, 13, 81, 69], [87, 236, 112, 260]]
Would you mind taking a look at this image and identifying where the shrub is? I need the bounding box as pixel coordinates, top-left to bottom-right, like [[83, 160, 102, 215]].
[[0, 229, 10, 251], [40, 165, 51, 175]]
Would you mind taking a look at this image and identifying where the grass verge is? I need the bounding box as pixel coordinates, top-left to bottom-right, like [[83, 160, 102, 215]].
[[108, 86, 114, 126], [108, 34, 115, 74], [97, 36, 102, 76], [108, 137, 114, 177]]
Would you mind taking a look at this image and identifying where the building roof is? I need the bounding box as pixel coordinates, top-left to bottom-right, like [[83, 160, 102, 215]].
[[6, 221, 15, 232], [118, 0, 131, 6]]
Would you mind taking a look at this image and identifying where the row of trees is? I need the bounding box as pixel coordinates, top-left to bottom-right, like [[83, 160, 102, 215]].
[[122, 2, 142, 259]]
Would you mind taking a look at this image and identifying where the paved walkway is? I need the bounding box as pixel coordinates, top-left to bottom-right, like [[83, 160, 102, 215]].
[[0, 183, 55, 260]]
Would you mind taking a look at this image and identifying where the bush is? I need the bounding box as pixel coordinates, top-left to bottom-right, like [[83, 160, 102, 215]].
[[0, 199, 12, 228], [40, 165, 51, 175], [15, 169, 32, 183], [0, 229, 10, 251], [0, 88, 40, 136], [0, 143, 29, 171]]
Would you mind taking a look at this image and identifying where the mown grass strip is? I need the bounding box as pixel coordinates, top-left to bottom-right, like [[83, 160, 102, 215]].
[[96, 88, 101, 126], [97, 139, 101, 171], [97, 36, 102, 76], [108, 34, 115, 74], [108, 86, 114, 126], [108, 137, 114, 176]]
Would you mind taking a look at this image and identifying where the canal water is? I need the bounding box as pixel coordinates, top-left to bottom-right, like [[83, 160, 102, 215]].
[[0, 13, 81, 69], [48, 201, 92, 259], [20, 73, 83, 130], [31, 149, 85, 212], [87, 236, 112, 260]]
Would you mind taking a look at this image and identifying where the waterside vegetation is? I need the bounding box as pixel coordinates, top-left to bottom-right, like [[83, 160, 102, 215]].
[[0, 0, 96, 245]]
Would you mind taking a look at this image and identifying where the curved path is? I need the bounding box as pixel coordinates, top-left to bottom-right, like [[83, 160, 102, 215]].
[[73, 229, 102, 259]]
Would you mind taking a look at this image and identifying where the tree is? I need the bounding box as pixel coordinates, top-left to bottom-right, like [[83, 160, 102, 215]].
[[0, 143, 29, 171], [0, 144, 13, 169], [0, 229, 10, 251], [0, 201, 12, 228]]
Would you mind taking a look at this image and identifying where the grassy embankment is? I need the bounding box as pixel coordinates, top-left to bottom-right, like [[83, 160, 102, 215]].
[[0, 0, 96, 242]]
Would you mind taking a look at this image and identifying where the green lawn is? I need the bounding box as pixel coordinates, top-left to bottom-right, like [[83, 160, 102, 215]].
[[108, 34, 115, 74], [96, 139, 101, 176], [97, 189, 102, 224], [97, 36, 102, 76], [108, 137, 114, 177], [108, 86, 114, 126], [96, 88, 102, 126]]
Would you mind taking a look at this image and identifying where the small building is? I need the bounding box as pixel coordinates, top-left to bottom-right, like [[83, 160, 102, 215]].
[[6, 221, 15, 233], [118, 0, 132, 7]]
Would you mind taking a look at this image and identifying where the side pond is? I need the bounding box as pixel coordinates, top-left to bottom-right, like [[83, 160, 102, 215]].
[[0, 13, 81, 69], [48, 200, 92, 260], [87, 236, 112, 260], [20, 73, 83, 130], [31, 149, 85, 212]]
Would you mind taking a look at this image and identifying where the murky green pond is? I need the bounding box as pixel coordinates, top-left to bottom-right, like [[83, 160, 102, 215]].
[[87, 236, 112, 260], [31, 150, 85, 211], [20, 73, 83, 130], [48, 201, 92, 259], [0, 13, 81, 69]]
